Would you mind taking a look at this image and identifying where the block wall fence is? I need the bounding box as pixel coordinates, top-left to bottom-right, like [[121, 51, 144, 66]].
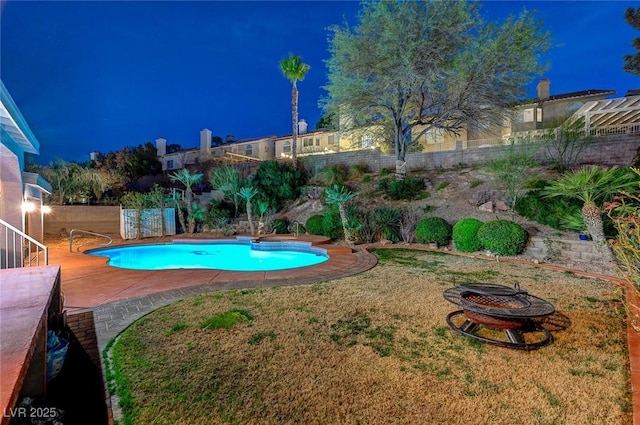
[[307, 133, 640, 173]]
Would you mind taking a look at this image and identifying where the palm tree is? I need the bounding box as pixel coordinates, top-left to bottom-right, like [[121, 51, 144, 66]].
[[279, 53, 310, 170], [237, 186, 258, 235], [543, 166, 639, 261], [169, 169, 203, 233], [325, 184, 357, 244]]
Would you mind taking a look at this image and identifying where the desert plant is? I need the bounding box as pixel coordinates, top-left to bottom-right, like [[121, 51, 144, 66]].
[[543, 118, 593, 173], [317, 164, 349, 186], [416, 217, 452, 246], [349, 163, 369, 179], [325, 184, 357, 243], [378, 176, 424, 200], [237, 186, 258, 235], [398, 209, 420, 244], [487, 139, 539, 218], [169, 169, 203, 234], [305, 215, 325, 236], [477, 220, 528, 256], [372, 207, 402, 242], [209, 165, 242, 216], [250, 160, 307, 211], [606, 168, 640, 295], [121, 191, 147, 239], [543, 166, 639, 261], [354, 210, 379, 243], [271, 218, 290, 234], [452, 218, 484, 252]]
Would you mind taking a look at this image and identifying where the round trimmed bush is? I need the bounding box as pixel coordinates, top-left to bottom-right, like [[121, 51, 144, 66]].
[[416, 217, 452, 246], [452, 218, 483, 252], [322, 207, 344, 240], [305, 215, 324, 236], [477, 220, 528, 256]]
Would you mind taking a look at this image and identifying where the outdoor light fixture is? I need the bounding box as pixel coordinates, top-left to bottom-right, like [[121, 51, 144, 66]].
[[21, 201, 36, 213], [42, 205, 52, 214]]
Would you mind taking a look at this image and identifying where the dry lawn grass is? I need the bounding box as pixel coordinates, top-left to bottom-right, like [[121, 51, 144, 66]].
[[111, 249, 631, 425]]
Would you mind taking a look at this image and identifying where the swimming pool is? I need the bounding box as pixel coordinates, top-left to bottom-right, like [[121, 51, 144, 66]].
[[85, 239, 329, 271]]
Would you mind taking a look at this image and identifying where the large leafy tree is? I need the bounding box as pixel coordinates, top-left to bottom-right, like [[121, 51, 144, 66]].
[[543, 166, 640, 262], [624, 7, 640, 75], [280, 53, 310, 170], [323, 0, 551, 176], [93, 142, 162, 183]]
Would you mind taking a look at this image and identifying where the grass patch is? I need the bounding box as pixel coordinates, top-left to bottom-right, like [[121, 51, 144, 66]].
[[200, 309, 253, 330], [111, 250, 629, 425], [436, 181, 450, 191]]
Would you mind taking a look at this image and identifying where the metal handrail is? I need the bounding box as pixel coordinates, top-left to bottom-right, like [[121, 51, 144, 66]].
[[69, 229, 113, 252], [0, 218, 48, 268], [288, 221, 306, 237]]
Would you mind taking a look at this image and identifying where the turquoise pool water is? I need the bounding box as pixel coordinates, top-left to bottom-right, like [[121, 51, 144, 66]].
[[86, 241, 329, 271]]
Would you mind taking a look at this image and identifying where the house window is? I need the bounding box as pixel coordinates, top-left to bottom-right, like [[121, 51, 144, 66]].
[[283, 141, 291, 153], [328, 135, 337, 145], [303, 137, 313, 147], [315, 138, 320, 146], [523, 108, 534, 123], [166, 159, 174, 169], [245, 144, 253, 156], [360, 134, 373, 148]]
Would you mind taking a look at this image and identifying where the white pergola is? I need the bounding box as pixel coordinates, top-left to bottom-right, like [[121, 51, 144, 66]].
[[571, 95, 640, 134]]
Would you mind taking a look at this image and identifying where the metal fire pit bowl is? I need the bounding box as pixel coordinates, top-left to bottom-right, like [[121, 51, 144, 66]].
[[443, 283, 556, 350]]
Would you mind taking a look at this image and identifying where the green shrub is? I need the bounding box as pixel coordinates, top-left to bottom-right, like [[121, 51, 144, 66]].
[[515, 191, 583, 230], [372, 207, 402, 242], [378, 176, 425, 200], [477, 220, 528, 256], [250, 160, 307, 210], [322, 206, 344, 240], [380, 168, 390, 177], [317, 164, 349, 186], [349, 163, 369, 179], [452, 218, 484, 252], [416, 217, 452, 246], [305, 215, 325, 236], [271, 218, 289, 234]]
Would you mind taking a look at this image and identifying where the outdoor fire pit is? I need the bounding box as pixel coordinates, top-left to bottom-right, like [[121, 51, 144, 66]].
[[443, 283, 556, 350]]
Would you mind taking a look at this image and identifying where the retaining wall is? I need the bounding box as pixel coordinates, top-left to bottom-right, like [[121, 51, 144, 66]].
[[525, 236, 603, 263]]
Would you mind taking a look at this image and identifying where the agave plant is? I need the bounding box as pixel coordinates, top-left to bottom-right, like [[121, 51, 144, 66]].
[[543, 166, 639, 261], [325, 184, 357, 244]]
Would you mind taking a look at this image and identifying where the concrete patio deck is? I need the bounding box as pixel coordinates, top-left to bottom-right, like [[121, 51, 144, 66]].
[[48, 236, 378, 349]]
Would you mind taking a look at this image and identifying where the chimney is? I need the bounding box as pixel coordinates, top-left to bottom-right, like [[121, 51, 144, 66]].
[[200, 128, 212, 153], [537, 78, 550, 101], [90, 151, 98, 161], [298, 119, 308, 134], [155, 137, 167, 156]]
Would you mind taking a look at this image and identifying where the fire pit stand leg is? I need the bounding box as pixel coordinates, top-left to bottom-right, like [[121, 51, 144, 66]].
[[505, 329, 525, 345], [460, 320, 480, 333]]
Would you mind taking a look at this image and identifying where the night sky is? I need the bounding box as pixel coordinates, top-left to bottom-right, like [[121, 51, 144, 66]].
[[1, 1, 638, 165]]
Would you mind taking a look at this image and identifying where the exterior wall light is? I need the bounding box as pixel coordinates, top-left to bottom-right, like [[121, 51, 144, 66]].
[[22, 201, 36, 213]]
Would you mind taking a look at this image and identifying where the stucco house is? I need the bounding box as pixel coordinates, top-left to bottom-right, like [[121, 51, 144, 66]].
[[0, 80, 51, 267]]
